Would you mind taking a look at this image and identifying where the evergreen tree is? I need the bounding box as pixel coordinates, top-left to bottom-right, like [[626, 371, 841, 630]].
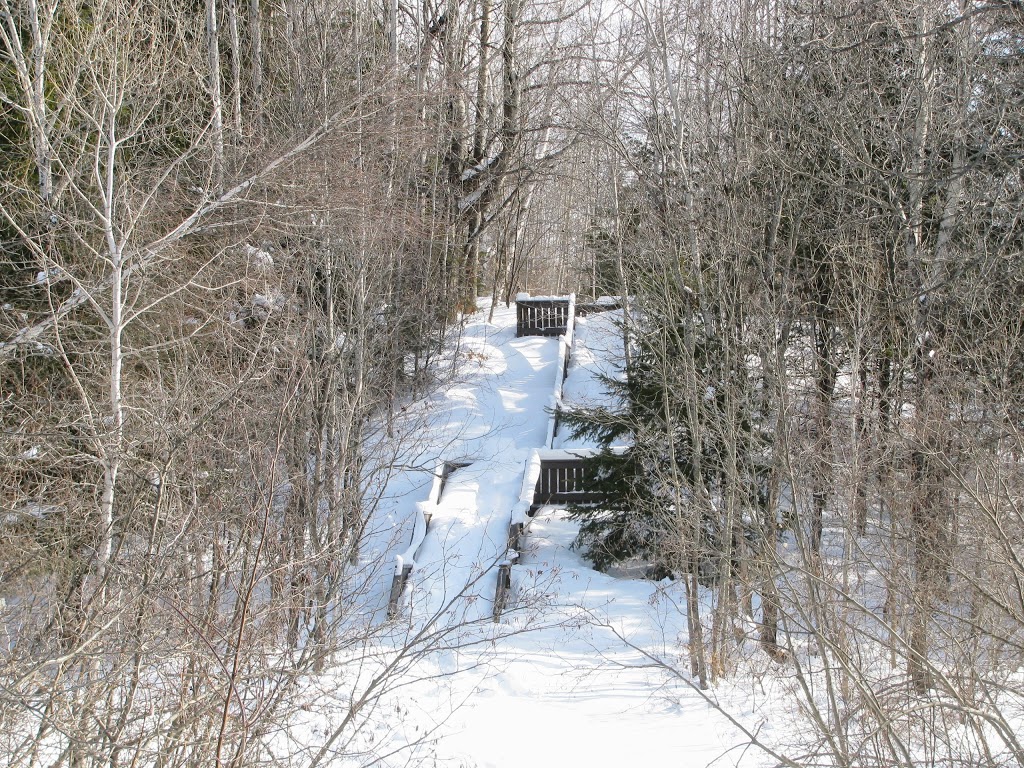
[[562, 311, 770, 579], [559, 343, 674, 572]]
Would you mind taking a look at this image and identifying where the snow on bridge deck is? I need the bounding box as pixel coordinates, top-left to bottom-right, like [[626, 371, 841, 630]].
[[394, 300, 560, 624]]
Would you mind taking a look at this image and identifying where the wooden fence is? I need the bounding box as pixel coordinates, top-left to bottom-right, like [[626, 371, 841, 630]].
[[531, 457, 604, 511], [516, 298, 571, 337]]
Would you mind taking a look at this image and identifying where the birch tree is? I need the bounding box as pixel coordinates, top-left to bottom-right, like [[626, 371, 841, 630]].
[[0, 0, 56, 203], [207, 0, 226, 189], [0, 2, 463, 764]]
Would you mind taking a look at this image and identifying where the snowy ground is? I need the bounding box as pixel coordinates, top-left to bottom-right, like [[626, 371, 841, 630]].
[[309, 296, 1024, 768], [350, 299, 779, 768], [420, 508, 779, 768]]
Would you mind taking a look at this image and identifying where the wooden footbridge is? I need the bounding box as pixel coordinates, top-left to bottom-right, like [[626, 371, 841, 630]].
[[388, 293, 622, 621]]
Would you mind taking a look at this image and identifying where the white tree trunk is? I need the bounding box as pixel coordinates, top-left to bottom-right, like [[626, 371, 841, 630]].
[[27, 0, 52, 201], [207, 0, 225, 189], [386, 0, 398, 69], [98, 106, 124, 591], [250, 0, 264, 128], [0, 0, 56, 202], [227, 0, 243, 135]]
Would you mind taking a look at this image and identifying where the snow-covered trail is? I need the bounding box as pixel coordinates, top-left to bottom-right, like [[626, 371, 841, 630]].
[[370, 300, 775, 768], [402, 303, 559, 624], [429, 506, 766, 768]]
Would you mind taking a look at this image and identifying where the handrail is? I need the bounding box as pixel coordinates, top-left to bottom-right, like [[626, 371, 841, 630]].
[[546, 293, 575, 448], [387, 461, 444, 618]]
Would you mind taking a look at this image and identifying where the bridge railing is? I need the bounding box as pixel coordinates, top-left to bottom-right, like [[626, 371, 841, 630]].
[[494, 447, 611, 621], [545, 293, 575, 447], [575, 296, 623, 316], [388, 460, 472, 618], [533, 457, 605, 507], [515, 295, 572, 337]]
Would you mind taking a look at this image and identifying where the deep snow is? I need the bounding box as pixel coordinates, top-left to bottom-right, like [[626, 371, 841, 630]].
[[354, 299, 776, 768]]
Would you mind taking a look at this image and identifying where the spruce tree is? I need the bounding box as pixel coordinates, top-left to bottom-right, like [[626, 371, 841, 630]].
[[561, 313, 765, 577]]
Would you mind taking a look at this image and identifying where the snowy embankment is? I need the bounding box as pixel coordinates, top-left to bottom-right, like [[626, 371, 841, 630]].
[[554, 309, 628, 450], [351, 299, 777, 768]]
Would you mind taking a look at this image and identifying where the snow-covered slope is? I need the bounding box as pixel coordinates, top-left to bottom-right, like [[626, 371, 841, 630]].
[[358, 299, 775, 768], [404, 304, 558, 623]]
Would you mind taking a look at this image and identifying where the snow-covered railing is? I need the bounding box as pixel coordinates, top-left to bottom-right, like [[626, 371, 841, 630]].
[[575, 295, 623, 316], [388, 461, 445, 618], [493, 446, 602, 621], [545, 293, 575, 448], [494, 448, 544, 622], [437, 460, 471, 501], [509, 446, 623, 531], [561, 292, 576, 379], [510, 448, 545, 529]]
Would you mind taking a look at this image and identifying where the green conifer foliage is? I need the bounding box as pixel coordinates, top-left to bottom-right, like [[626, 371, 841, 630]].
[[561, 312, 770, 578]]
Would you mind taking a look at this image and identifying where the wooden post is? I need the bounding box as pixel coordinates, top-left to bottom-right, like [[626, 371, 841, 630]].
[[508, 522, 524, 552], [493, 563, 512, 621], [387, 563, 413, 618]]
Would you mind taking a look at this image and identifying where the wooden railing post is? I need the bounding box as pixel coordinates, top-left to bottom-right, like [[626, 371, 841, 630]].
[[493, 563, 512, 621], [387, 563, 413, 618], [508, 522, 524, 552]]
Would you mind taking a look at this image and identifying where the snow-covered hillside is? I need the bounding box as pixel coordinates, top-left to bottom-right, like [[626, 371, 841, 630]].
[[351, 299, 779, 768]]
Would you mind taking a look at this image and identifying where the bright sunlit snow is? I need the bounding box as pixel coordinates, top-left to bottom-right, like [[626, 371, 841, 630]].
[[351, 298, 778, 768]]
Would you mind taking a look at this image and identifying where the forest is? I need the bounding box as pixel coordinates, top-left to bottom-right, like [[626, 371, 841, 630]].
[[1, 0, 1023, 765]]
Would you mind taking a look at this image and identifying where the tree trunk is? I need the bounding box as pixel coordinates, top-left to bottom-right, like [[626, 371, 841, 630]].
[[386, 0, 398, 68], [27, 0, 52, 201], [249, 0, 263, 128], [811, 309, 836, 556], [473, 0, 491, 164], [206, 0, 225, 189], [227, 0, 243, 135], [97, 107, 124, 595], [685, 558, 708, 689], [0, 0, 55, 202]]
